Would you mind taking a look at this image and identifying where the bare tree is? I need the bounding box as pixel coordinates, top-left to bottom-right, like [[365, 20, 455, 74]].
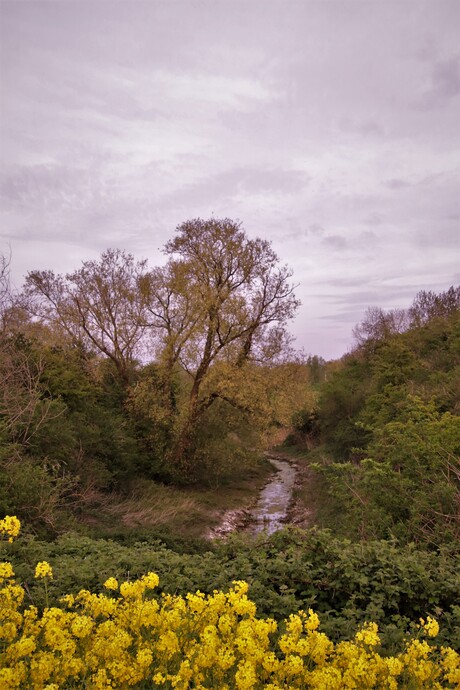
[[409, 286, 460, 327], [0, 341, 63, 447], [0, 250, 12, 327], [25, 249, 149, 384], [353, 306, 409, 349], [0, 252, 64, 447]]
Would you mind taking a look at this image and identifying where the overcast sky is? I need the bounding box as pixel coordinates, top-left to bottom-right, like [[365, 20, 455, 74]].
[[1, 0, 459, 359]]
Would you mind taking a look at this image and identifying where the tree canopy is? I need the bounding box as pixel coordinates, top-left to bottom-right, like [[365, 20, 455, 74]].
[[150, 219, 300, 473]]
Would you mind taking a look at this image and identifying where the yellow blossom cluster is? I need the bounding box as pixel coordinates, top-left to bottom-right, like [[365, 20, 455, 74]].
[[34, 563, 53, 580], [0, 516, 21, 544], [1, 563, 459, 689]]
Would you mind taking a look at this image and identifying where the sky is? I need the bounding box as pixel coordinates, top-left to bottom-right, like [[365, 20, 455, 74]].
[[1, 0, 459, 360]]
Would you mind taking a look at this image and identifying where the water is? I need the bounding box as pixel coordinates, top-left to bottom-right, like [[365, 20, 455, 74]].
[[250, 455, 297, 535]]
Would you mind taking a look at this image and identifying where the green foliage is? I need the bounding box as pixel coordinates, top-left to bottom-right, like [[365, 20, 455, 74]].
[[318, 356, 373, 459], [186, 401, 263, 487], [0, 333, 154, 533], [126, 364, 183, 480], [0, 456, 80, 536], [315, 289, 460, 547]]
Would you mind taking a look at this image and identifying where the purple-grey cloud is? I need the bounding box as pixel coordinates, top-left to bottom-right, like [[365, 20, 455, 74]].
[[338, 117, 386, 139], [385, 178, 412, 190], [415, 54, 460, 110], [321, 235, 348, 251]]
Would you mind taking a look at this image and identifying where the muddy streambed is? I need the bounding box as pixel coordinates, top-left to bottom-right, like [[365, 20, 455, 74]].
[[208, 454, 298, 538]]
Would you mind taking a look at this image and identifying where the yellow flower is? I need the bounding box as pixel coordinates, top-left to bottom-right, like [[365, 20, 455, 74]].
[[227, 581, 256, 617], [0, 561, 15, 580], [217, 647, 237, 671], [308, 631, 334, 664], [5, 635, 36, 661], [0, 515, 21, 542], [386, 656, 403, 676], [141, 572, 159, 589], [157, 629, 180, 656], [35, 561, 53, 579], [284, 653, 304, 675], [441, 646, 460, 685], [303, 608, 320, 631], [262, 651, 280, 673], [235, 660, 257, 690], [423, 616, 440, 638], [136, 647, 153, 668], [186, 590, 207, 613], [70, 615, 94, 638], [103, 577, 119, 590], [153, 672, 167, 684], [355, 621, 380, 647], [60, 593, 75, 607], [120, 579, 145, 598]]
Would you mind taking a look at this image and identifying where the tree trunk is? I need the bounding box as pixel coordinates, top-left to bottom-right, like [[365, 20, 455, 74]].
[[168, 406, 199, 481]]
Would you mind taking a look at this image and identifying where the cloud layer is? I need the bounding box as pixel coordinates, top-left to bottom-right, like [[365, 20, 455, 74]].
[[1, 0, 459, 358]]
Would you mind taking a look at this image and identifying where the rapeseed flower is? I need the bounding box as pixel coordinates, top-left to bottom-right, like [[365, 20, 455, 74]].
[[422, 615, 440, 638], [0, 561, 14, 581], [355, 621, 380, 647], [0, 515, 21, 542], [103, 576, 119, 590], [34, 561, 53, 579]]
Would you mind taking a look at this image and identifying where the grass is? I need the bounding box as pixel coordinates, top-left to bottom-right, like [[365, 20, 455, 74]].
[[87, 454, 274, 541]]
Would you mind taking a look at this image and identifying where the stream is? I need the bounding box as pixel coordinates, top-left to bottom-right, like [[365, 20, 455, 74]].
[[207, 453, 298, 539], [249, 454, 297, 535]]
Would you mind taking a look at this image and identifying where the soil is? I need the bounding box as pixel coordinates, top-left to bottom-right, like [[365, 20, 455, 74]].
[[205, 507, 254, 539]]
